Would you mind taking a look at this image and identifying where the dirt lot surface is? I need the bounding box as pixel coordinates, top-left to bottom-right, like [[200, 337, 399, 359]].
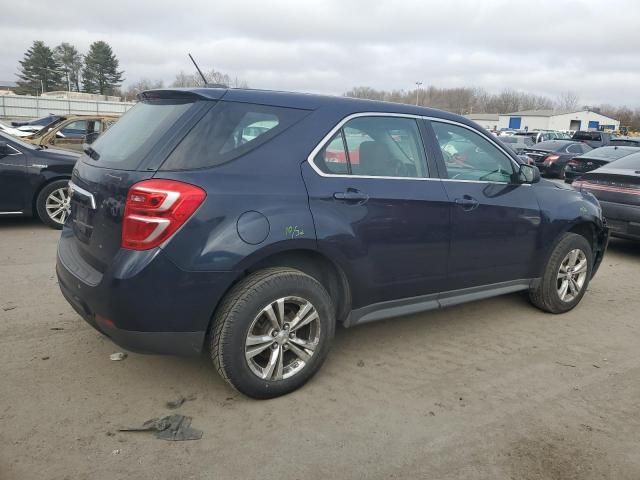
[[1, 218, 639, 480]]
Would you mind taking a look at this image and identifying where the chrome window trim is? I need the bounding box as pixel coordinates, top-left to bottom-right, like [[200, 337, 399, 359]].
[[6, 144, 22, 156], [306, 112, 526, 185], [306, 112, 432, 181]]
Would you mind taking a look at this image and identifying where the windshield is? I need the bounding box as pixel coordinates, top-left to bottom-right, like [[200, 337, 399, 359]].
[[85, 98, 196, 170]]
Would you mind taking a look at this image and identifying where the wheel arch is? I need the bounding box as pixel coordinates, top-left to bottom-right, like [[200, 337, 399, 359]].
[[204, 247, 352, 351]]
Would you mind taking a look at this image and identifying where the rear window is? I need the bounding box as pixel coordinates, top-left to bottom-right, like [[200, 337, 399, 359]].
[[533, 140, 568, 151], [159, 102, 308, 170], [573, 131, 601, 141], [582, 147, 638, 161], [85, 98, 195, 169], [604, 152, 640, 169]]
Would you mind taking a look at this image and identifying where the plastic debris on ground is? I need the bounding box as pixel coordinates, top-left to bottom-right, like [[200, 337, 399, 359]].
[[119, 415, 203, 441]]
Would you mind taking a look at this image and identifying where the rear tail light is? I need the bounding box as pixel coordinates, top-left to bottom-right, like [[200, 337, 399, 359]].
[[544, 154, 560, 165], [567, 158, 579, 167], [121, 179, 206, 250]]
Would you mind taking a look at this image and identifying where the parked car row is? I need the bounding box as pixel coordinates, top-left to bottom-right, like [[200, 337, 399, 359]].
[[0, 131, 78, 228], [1, 114, 118, 152]]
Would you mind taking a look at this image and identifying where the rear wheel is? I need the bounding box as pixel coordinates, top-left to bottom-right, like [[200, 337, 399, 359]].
[[36, 179, 71, 229], [529, 233, 593, 313], [210, 267, 334, 399]]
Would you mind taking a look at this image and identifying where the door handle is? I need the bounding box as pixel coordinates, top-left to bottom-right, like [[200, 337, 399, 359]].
[[454, 195, 479, 211], [333, 189, 369, 203]]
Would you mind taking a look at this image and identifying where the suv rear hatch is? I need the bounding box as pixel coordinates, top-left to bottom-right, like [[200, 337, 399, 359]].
[[64, 90, 220, 277]]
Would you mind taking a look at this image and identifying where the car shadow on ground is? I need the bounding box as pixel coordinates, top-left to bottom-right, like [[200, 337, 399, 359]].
[[607, 237, 640, 257]]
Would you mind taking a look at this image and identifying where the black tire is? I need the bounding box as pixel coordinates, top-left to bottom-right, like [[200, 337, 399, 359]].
[[36, 179, 70, 229], [529, 233, 593, 314], [210, 267, 334, 399]]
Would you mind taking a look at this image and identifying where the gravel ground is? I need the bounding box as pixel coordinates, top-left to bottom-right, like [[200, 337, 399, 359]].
[[1, 217, 639, 480]]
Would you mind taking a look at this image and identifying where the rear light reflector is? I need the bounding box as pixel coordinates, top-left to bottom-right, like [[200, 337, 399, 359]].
[[544, 154, 560, 164], [121, 179, 206, 250]]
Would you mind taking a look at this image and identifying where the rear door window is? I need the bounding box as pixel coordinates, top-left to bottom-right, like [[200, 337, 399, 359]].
[[160, 102, 308, 170], [313, 116, 428, 178]]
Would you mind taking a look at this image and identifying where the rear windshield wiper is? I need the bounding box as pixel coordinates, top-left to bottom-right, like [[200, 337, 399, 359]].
[[83, 145, 100, 160]]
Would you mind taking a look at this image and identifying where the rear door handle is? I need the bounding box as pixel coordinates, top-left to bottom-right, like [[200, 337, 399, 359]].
[[333, 189, 369, 203], [454, 195, 479, 211]]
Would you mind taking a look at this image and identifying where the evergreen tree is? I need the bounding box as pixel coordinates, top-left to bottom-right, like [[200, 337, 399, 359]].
[[54, 43, 83, 92], [16, 41, 64, 95], [82, 41, 124, 95]]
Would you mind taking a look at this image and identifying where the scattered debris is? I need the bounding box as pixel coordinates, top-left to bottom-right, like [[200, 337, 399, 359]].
[[580, 424, 593, 432], [41, 356, 50, 361], [357, 360, 365, 367], [592, 364, 601, 369], [106, 431, 115, 437], [555, 361, 576, 368], [166, 394, 197, 410], [119, 415, 202, 441], [50, 327, 64, 331], [112, 449, 121, 455], [2, 305, 16, 311], [428, 411, 435, 416], [110, 352, 127, 361]]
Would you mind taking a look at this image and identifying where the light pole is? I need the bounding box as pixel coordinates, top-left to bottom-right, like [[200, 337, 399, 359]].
[[415, 81, 423, 105]]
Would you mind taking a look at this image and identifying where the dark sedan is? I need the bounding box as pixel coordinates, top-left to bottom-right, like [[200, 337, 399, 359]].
[[524, 140, 592, 178], [573, 152, 640, 241], [565, 146, 640, 183], [0, 132, 79, 228]]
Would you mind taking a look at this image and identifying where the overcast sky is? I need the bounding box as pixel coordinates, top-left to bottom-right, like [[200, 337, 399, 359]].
[[1, 0, 638, 106]]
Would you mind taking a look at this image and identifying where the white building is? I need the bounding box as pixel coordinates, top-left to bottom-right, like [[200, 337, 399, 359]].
[[497, 109, 619, 132], [465, 113, 499, 131]]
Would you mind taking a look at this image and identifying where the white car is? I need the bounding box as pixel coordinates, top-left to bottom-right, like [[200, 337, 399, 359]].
[[0, 121, 33, 137]]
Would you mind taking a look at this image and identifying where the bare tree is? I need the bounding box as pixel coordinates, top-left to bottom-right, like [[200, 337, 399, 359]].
[[556, 91, 580, 111], [171, 68, 248, 88], [122, 78, 164, 100]]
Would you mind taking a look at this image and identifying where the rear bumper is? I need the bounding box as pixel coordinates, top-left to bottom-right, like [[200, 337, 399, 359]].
[[56, 229, 238, 355], [600, 201, 640, 240]]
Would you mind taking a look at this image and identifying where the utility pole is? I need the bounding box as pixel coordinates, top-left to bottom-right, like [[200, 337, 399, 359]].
[[415, 81, 423, 105]]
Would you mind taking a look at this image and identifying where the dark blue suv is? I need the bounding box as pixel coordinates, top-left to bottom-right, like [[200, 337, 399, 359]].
[[56, 88, 609, 398]]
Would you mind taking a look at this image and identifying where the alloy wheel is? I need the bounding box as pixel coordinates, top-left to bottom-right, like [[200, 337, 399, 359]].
[[45, 187, 71, 225], [244, 296, 321, 381], [557, 248, 588, 302]]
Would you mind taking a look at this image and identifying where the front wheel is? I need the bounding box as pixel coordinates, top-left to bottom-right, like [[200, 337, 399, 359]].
[[529, 233, 593, 313], [36, 179, 71, 229], [210, 268, 334, 399]]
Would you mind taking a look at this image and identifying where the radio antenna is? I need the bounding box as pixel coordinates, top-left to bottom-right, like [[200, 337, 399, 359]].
[[188, 53, 208, 86]]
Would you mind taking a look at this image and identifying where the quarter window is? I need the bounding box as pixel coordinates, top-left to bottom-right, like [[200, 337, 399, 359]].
[[314, 116, 428, 178], [161, 102, 308, 170], [432, 121, 515, 183]]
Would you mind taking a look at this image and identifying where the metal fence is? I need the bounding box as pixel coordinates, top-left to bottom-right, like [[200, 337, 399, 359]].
[[0, 94, 135, 119]]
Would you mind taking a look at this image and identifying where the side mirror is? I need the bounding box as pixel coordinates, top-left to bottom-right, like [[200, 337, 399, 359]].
[[83, 132, 100, 146], [0, 141, 8, 157], [519, 163, 541, 184]]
